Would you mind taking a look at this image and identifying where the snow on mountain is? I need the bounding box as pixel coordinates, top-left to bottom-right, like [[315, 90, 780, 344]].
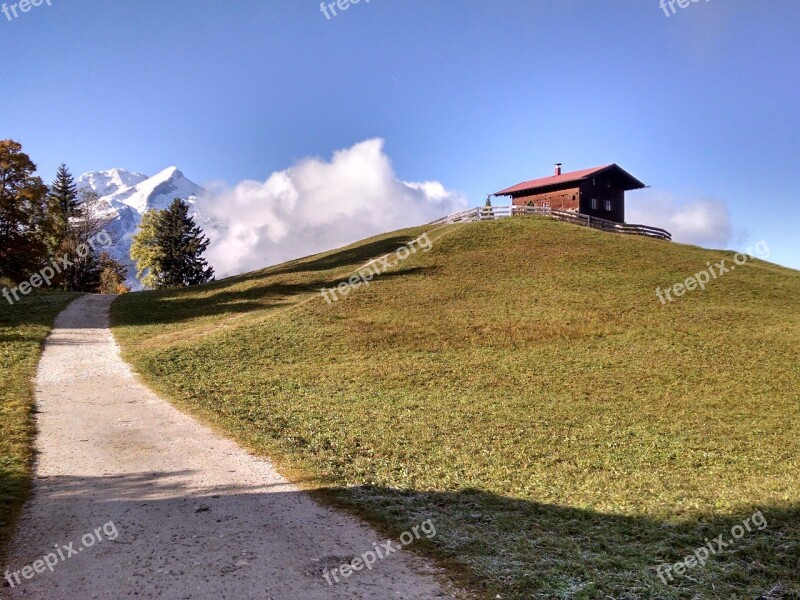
[[77, 167, 204, 289], [78, 166, 201, 215], [78, 168, 149, 198]]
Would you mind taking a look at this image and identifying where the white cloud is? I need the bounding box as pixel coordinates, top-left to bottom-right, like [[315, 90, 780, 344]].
[[626, 191, 735, 248], [196, 139, 467, 278]]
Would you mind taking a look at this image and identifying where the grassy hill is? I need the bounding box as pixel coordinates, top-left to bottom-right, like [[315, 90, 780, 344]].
[[111, 217, 800, 599], [0, 286, 78, 550]]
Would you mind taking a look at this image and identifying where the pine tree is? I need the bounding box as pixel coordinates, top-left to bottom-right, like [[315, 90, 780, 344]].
[[46, 163, 79, 247], [156, 199, 214, 287], [131, 199, 214, 289], [0, 140, 49, 281], [50, 163, 78, 212]]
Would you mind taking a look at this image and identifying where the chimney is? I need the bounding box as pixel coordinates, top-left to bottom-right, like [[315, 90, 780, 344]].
[[554, 163, 562, 176]]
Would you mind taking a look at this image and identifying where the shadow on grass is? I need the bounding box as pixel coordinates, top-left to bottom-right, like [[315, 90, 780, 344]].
[[157, 233, 423, 296], [113, 258, 432, 328], [3, 470, 798, 599], [0, 292, 80, 331], [107, 233, 436, 329], [265, 235, 426, 277], [316, 485, 800, 600], [0, 469, 29, 551], [0, 332, 47, 345]]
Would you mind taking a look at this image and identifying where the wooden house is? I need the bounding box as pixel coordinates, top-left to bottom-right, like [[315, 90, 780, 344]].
[[494, 164, 646, 224]]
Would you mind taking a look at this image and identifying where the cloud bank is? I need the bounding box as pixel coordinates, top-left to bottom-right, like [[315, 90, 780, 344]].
[[626, 192, 735, 248], [196, 139, 467, 278]]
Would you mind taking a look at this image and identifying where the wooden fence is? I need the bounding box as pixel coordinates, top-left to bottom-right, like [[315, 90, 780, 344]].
[[429, 205, 672, 241]]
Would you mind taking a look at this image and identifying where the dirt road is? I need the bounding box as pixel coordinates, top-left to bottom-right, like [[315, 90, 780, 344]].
[[4, 294, 455, 599]]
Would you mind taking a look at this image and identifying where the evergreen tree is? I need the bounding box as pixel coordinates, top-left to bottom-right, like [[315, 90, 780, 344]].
[[130, 199, 214, 289], [0, 140, 49, 280], [46, 163, 79, 249], [50, 163, 79, 215], [156, 199, 214, 287]]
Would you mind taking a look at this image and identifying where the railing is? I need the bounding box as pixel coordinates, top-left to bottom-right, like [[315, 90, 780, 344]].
[[429, 205, 671, 241]]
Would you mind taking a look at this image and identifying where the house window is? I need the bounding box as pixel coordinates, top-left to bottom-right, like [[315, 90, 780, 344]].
[[591, 198, 598, 210], [542, 202, 550, 208], [605, 200, 612, 212]]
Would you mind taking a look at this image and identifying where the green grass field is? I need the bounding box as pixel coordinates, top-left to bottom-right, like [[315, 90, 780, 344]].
[[0, 285, 78, 550], [111, 217, 800, 599]]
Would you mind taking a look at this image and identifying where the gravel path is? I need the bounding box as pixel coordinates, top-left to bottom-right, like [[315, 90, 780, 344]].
[[4, 294, 456, 599]]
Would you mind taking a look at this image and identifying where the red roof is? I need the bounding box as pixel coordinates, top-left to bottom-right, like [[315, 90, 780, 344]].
[[494, 164, 645, 196]]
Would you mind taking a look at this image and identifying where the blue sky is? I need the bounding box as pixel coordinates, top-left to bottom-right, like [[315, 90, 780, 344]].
[[2, 0, 799, 269]]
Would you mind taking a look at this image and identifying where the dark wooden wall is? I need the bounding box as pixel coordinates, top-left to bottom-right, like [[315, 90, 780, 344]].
[[578, 174, 625, 223]]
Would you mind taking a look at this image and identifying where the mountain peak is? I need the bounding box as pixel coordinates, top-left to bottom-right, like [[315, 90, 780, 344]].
[[152, 166, 182, 181], [78, 166, 205, 289]]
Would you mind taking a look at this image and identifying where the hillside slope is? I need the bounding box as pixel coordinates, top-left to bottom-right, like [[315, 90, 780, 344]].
[[112, 217, 800, 599]]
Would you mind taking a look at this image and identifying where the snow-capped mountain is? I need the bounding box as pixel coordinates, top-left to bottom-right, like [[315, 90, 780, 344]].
[[77, 167, 204, 289], [78, 168, 149, 198]]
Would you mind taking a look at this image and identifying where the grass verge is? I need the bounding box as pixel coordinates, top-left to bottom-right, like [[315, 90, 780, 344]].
[[0, 285, 78, 552]]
